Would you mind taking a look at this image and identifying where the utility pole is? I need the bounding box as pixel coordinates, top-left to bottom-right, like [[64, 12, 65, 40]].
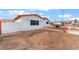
[[61, 9, 64, 26]]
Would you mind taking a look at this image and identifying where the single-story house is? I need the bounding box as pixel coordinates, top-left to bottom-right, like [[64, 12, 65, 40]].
[[0, 14, 50, 34], [53, 21, 62, 25]]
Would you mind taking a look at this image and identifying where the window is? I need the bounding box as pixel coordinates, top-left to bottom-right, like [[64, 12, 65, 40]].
[[30, 20, 39, 25], [46, 22, 49, 24]]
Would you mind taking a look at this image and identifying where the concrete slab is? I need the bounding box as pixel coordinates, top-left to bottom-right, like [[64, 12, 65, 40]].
[[68, 30, 79, 35]]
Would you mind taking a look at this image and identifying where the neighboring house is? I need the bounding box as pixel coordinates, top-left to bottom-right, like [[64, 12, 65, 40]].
[[53, 21, 62, 25], [0, 14, 50, 34], [64, 23, 79, 30], [76, 22, 79, 26], [64, 19, 79, 29]]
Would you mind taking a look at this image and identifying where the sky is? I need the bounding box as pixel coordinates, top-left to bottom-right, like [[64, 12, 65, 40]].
[[0, 0, 79, 21], [0, 9, 79, 21]]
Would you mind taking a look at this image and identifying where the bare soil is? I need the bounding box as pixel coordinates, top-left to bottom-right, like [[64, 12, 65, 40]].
[[0, 29, 79, 50]]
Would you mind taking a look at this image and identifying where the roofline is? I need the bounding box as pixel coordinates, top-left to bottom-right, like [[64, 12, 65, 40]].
[[13, 14, 44, 21], [0, 14, 50, 22], [2, 19, 14, 23], [43, 17, 49, 21]]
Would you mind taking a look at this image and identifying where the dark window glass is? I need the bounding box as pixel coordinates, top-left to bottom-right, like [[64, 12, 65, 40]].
[[30, 20, 39, 25], [46, 22, 49, 24]]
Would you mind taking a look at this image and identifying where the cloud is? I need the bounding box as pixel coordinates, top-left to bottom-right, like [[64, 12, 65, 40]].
[[58, 14, 72, 18], [8, 10, 44, 16], [37, 9, 50, 11], [69, 17, 79, 20], [26, 9, 49, 13], [42, 16, 50, 18], [38, 13, 43, 15], [8, 10, 25, 15], [27, 12, 44, 15], [17, 10, 25, 15]]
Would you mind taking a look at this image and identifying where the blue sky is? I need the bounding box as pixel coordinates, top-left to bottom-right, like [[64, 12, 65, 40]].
[[0, 9, 79, 21]]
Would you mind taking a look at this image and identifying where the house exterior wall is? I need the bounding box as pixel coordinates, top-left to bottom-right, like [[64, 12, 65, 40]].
[[16, 16, 47, 31], [43, 20, 50, 27], [1, 15, 50, 34], [2, 22, 19, 34]]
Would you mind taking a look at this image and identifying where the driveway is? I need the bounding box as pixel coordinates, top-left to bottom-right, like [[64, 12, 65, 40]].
[[68, 30, 79, 35]]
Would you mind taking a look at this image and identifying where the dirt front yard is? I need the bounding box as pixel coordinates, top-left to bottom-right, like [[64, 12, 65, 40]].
[[0, 29, 79, 50]]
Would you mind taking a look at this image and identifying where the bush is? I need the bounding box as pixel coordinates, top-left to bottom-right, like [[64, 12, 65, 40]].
[[55, 24, 60, 28]]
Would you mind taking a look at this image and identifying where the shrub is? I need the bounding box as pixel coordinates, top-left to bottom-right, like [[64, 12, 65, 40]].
[[55, 24, 60, 28]]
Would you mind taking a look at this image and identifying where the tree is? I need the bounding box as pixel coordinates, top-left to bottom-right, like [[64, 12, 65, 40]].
[[74, 19, 77, 23]]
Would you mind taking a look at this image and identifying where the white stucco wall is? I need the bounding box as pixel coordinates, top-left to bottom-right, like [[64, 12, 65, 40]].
[[17, 16, 46, 31], [2, 15, 50, 34], [42, 20, 50, 27], [2, 22, 19, 34]]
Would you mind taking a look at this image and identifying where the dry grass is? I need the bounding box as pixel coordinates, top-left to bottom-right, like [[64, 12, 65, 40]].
[[0, 29, 79, 50]]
